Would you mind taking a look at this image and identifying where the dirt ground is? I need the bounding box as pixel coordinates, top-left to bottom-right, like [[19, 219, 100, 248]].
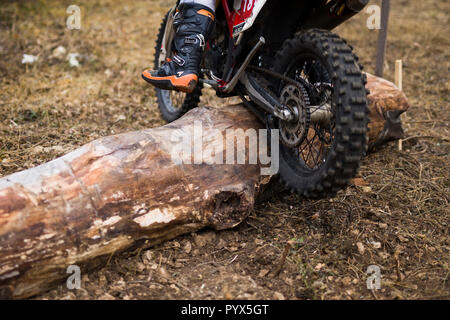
[[0, 0, 448, 300]]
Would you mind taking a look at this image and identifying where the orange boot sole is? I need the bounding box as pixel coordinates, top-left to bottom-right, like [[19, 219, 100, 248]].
[[142, 70, 198, 93]]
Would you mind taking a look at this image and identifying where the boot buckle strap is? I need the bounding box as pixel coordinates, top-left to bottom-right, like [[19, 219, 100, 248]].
[[197, 34, 205, 49], [173, 55, 185, 66], [184, 34, 205, 49], [184, 37, 197, 45]]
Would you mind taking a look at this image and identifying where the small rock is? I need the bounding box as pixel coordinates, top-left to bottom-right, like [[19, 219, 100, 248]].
[[94, 288, 104, 296], [183, 240, 192, 254], [370, 241, 382, 249], [362, 186, 372, 193], [98, 293, 115, 300], [51, 45, 66, 59], [273, 291, 285, 300], [254, 238, 264, 245], [342, 276, 352, 286], [223, 286, 233, 300], [356, 242, 365, 254], [258, 269, 270, 277], [67, 53, 81, 67], [295, 288, 314, 299], [172, 241, 181, 248], [115, 114, 126, 122], [135, 262, 146, 272], [314, 263, 326, 271], [104, 69, 113, 77], [311, 280, 325, 289], [60, 292, 76, 300], [143, 250, 154, 263], [346, 289, 355, 297], [216, 238, 227, 249], [158, 266, 170, 279], [193, 231, 216, 247], [379, 252, 390, 259], [98, 274, 107, 285], [22, 54, 38, 64]]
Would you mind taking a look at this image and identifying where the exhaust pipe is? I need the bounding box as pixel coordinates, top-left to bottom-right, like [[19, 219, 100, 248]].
[[300, 0, 369, 31]]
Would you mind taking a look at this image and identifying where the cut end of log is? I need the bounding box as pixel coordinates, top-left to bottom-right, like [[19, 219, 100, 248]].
[[365, 73, 410, 149]]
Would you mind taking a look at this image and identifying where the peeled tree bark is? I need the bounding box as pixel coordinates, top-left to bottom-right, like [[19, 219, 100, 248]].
[[0, 74, 409, 299]]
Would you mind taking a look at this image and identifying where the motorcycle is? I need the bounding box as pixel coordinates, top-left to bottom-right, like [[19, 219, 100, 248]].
[[152, 0, 370, 198]]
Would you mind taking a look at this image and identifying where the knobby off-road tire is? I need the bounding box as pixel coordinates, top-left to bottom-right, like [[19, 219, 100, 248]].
[[154, 10, 203, 123], [273, 29, 369, 198]]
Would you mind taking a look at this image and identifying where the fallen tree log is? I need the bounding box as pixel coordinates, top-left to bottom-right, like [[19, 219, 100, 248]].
[[0, 74, 409, 299]]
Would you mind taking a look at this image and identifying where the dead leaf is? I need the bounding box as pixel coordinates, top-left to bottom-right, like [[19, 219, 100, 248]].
[[356, 242, 365, 254], [274, 291, 285, 300], [259, 269, 270, 277], [314, 263, 326, 271], [352, 177, 369, 186], [371, 241, 382, 249], [342, 276, 352, 286], [254, 238, 264, 245]]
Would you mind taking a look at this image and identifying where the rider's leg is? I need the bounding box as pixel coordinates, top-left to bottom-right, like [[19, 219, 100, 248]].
[[179, 0, 216, 12], [141, 1, 216, 93]]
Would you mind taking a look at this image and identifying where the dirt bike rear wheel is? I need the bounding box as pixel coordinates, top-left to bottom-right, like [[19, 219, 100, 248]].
[[272, 29, 369, 198], [153, 10, 202, 123]]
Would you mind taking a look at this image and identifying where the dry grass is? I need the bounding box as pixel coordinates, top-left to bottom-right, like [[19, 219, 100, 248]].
[[0, 0, 448, 299]]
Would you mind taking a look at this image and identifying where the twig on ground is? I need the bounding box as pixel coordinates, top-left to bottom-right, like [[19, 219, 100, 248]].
[[271, 241, 293, 278]]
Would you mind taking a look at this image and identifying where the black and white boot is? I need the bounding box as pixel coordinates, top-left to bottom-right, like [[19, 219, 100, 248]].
[[142, 3, 215, 93]]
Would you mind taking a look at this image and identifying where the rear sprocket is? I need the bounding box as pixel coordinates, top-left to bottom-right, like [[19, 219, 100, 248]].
[[279, 83, 311, 148]]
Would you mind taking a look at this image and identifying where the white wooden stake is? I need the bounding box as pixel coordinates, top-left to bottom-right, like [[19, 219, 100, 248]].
[[395, 60, 403, 91]]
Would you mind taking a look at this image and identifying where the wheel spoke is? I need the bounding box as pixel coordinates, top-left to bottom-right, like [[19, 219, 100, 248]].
[[310, 130, 321, 167]]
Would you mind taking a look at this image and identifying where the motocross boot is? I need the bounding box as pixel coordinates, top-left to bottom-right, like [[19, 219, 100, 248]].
[[142, 3, 215, 93]]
